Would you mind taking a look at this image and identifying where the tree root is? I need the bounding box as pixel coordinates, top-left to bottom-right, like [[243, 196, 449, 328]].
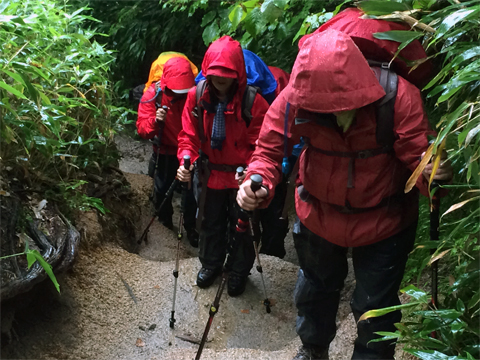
[[0, 203, 80, 302]]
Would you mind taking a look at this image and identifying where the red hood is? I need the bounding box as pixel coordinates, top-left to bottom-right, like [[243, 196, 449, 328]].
[[201, 35, 247, 96], [285, 29, 385, 113], [268, 66, 290, 96], [160, 57, 195, 92], [299, 8, 432, 87]]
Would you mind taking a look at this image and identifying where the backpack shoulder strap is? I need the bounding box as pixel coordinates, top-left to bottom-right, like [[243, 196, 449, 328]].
[[370, 63, 398, 148], [195, 80, 208, 143], [241, 85, 258, 127]]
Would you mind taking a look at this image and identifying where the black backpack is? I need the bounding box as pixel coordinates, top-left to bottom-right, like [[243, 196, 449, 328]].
[[193, 80, 258, 143]]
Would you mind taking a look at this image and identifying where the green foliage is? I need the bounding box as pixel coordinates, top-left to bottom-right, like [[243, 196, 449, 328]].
[[359, 1, 480, 359], [0, 240, 61, 293], [164, 0, 350, 71], [368, 285, 479, 359], [0, 0, 132, 213], [81, 0, 208, 93], [58, 180, 109, 214]]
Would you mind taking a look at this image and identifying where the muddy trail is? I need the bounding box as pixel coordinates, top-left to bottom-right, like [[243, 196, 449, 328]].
[[1, 135, 366, 360]]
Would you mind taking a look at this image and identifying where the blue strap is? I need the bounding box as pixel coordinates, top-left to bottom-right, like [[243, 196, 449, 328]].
[[140, 85, 162, 104], [282, 102, 291, 175]]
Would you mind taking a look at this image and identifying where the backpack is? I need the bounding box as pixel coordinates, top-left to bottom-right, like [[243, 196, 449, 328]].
[[288, 62, 398, 153], [193, 80, 258, 143], [283, 63, 398, 191]]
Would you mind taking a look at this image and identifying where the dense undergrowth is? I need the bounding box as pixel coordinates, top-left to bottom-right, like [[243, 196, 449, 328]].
[[0, 0, 133, 214]]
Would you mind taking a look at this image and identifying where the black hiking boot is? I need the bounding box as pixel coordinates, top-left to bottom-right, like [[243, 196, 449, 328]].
[[186, 228, 199, 248], [196, 267, 221, 288], [292, 345, 329, 360], [227, 273, 248, 297]]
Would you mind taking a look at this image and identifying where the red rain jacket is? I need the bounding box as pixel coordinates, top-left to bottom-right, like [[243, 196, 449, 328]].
[[268, 66, 291, 97], [177, 36, 269, 189], [246, 30, 433, 247], [136, 84, 186, 155], [299, 8, 432, 88]]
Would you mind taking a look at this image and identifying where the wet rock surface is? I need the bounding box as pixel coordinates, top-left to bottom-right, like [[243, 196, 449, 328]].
[[1, 135, 405, 360]]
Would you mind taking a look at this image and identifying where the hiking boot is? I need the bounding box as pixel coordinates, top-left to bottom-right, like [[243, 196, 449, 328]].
[[196, 267, 221, 288], [292, 345, 329, 360], [227, 274, 248, 297], [186, 228, 199, 248]]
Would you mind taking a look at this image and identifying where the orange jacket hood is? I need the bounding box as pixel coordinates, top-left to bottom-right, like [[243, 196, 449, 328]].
[[284, 29, 385, 113]]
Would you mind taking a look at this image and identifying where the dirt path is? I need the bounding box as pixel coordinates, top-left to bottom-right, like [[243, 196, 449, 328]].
[[1, 135, 362, 360]]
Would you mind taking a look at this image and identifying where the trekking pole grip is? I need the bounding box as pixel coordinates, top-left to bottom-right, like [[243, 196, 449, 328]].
[[183, 155, 191, 171], [236, 166, 244, 178], [250, 174, 263, 193]]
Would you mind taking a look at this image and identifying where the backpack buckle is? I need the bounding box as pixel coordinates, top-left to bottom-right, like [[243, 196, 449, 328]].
[[191, 108, 199, 118], [358, 150, 371, 159]]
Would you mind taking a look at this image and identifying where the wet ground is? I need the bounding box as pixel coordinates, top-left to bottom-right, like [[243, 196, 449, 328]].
[[0, 134, 375, 360]]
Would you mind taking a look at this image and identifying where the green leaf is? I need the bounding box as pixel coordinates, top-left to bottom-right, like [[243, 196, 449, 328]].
[[405, 348, 468, 360], [450, 46, 480, 67], [0, 80, 27, 99], [292, 21, 310, 44], [436, 8, 478, 39], [419, 309, 463, 320], [436, 102, 470, 144], [202, 21, 220, 46], [470, 159, 479, 185], [368, 331, 400, 343], [373, 30, 423, 44], [244, 7, 267, 37], [401, 284, 430, 302], [1, 69, 25, 86], [19, 73, 39, 104], [38, 91, 51, 105], [27, 249, 60, 293], [228, 5, 245, 30], [359, 303, 417, 322], [357, 1, 410, 16], [261, 0, 283, 23], [201, 10, 216, 27]]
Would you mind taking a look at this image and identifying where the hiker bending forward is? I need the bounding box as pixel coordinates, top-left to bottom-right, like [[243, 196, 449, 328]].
[[137, 56, 199, 246], [177, 36, 269, 297], [237, 30, 452, 360]]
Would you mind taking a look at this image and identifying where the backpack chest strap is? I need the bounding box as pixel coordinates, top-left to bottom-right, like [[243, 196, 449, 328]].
[[305, 138, 393, 188]]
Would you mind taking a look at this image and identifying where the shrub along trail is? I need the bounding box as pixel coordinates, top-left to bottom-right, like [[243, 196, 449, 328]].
[[1, 135, 371, 360]]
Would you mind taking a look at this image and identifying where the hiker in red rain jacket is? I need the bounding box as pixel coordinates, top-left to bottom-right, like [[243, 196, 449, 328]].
[[252, 65, 292, 259], [176, 36, 269, 297], [268, 66, 291, 98], [136, 57, 199, 247], [237, 30, 452, 360]]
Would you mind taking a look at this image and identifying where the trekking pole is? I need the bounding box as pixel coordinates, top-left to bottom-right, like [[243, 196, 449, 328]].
[[240, 174, 271, 314], [195, 175, 259, 360], [137, 177, 179, 244], [170, 155, 190, 329], [151, 105, 168, 200], [138, 105, 169, 245], [430, 181, 441, 309]]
